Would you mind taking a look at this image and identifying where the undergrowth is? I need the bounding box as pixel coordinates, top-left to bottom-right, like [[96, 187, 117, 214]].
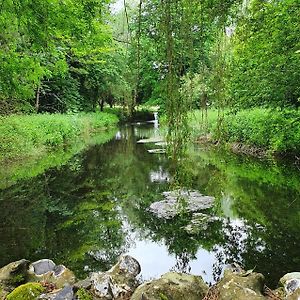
[[0, 112, 118, 161], [191, 108, 300, 155]]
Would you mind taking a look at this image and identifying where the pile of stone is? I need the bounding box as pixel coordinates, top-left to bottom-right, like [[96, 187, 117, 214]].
[[0, 255, 299, 299]]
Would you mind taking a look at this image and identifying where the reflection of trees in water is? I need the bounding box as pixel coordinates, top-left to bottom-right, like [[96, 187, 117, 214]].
[[1, 123, 299, 287], [172, 250, 193, 273]]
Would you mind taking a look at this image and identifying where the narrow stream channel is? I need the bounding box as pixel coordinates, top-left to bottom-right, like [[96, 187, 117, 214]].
[[0, 120, 299, 288]]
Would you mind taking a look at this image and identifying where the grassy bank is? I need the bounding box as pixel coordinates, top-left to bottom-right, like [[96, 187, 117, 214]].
[[0, 112, 118, 162], [190, 108, 300, 155]]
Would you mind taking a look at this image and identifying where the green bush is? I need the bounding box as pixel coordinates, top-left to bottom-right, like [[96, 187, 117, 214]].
[[224, 109, 300, 153], [191, 108, 300, 154]]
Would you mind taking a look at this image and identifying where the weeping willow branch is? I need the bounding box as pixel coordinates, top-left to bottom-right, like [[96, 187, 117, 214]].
[[131, 0, 142, 115], [123, 0, 131, 44]]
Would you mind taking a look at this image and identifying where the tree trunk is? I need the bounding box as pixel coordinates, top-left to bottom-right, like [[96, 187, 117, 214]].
[[99, 98, 105, 111], [35, 86, 40, 113]]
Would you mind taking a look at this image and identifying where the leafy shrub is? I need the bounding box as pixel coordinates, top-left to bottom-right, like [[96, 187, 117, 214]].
[[192, 108, 300, 154]]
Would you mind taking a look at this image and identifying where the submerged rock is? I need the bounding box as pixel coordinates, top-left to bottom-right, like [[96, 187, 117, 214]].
[[217, 270, 266, 300], [89, 255, 141, 299], [28, 259, 76, 289], [131, 272, 208, 300], [184, 212, 220, 233], [147, 149, 166, 154], [149, 189, 214, 219], [279, 272, 300, 299], [137, 137, 163, 144]]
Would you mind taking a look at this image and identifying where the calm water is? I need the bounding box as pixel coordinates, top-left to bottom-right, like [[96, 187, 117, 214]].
[[0, 122, 299, 288]]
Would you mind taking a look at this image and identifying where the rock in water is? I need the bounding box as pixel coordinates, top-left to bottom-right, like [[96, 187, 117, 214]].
[[149, 189, 214, 219], [90, 255, 141, 299], [131, 272, 208, 300], [184, 212, 219, 233], [28, 259, 76, 289], [217, 270, 266, 300], [137, 137, 163, 144]]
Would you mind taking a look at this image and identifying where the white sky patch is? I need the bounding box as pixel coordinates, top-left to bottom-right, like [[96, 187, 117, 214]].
[[110, 0, 124, 14]]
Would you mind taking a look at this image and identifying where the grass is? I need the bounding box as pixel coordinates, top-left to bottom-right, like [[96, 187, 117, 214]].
[[0, 112, 118, 162], [190, 108, 300, 155]]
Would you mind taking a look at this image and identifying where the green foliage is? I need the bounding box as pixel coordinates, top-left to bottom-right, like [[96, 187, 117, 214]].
[[230, 0, 300, 109], [224, 109, 300, 153], [6, 283, 44, 300], [8, 274, 26, 286], [76, 288, 93, 300], [192, 108, 300, 154], [0, 0, 132, 114], [0, 112, 118, 161]]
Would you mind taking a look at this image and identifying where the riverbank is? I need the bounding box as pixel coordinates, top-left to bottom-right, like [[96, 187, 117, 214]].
[[0, 256, 299, 299], [190, 108, 300, 158], [0, 112, 118, 163]]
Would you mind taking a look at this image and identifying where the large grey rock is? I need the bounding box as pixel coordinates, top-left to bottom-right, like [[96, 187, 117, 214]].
[[217, 270, 266, 300], [279, 272, 300, 299], [53, 286, 74, 300], [131, 272, 208, 300], [31, 259, 56, 275], [149, 189, 214, 219], [90, 255, 141, 299], [28, 259, 76, 289], [38, 286, 74, 300]]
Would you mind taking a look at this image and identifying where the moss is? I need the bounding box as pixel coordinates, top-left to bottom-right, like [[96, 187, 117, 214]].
[[159, 292, 169, 300], [76, 288, 93, 300], [6, 282, 45, 300]]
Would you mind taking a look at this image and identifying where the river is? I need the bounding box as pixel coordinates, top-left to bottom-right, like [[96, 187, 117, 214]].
[[0, 120, 299, 288]]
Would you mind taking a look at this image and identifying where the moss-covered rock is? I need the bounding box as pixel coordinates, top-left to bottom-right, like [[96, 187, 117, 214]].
[[6, 282, 44, 300], [131, 272, 208, 300], [217, 270, 266, 300]]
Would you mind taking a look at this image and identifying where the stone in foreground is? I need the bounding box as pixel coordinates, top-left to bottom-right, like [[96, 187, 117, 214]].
[[279, 272, 300, 299], [90, 255, 141, 299], [28, 259, 76, 289], [131, 272, 208, 300], [0, 259, 30, 296], [217, 270, 266, 300], [149, 189, 214, 219], [0, 259, 29, 283]]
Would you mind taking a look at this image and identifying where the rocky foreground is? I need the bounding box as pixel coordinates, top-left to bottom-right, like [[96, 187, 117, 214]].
[[0, 256, 299, 300]]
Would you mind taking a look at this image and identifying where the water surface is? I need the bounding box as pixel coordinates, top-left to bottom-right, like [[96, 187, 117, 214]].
[[0, 122, 299, 288]]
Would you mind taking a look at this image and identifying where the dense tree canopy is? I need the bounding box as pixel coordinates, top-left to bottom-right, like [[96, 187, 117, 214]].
[[0, 0, 299, 115]]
